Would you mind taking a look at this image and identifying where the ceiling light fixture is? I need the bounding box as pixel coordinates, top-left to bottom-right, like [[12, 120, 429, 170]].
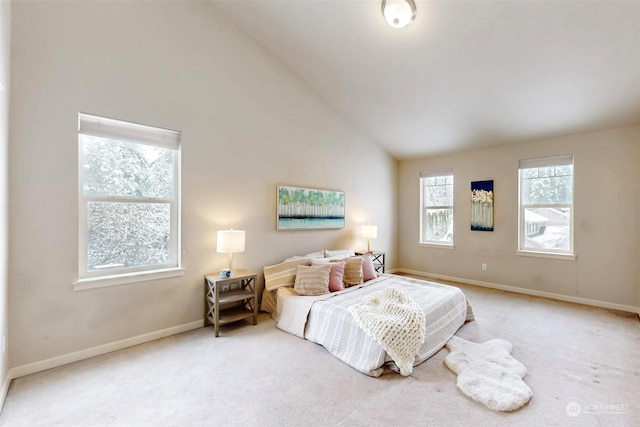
[[382, 0, 416, 29]]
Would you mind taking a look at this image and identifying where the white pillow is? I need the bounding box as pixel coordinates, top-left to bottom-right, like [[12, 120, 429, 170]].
[[284, 251, 325, 262], [324, 249, 355, 259], [304, 251, 326, 258], [293, 264, 332, 296], [284, 256, 305, 262]]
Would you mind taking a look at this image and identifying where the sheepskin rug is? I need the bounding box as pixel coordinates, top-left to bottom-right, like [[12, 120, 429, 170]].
[[445, 336, 533, 412]]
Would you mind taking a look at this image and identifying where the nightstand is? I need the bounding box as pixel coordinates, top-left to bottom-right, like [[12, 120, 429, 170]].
[[204, 269, 258, 337], [356, 251, 385, 273]]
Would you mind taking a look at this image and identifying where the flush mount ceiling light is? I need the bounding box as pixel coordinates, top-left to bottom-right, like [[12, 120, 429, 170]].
[[382, 0, 416, 29]]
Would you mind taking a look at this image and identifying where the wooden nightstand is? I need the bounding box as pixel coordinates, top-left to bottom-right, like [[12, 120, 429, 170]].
[[204, 269, 258, 337], [356, 251, 385, 273]]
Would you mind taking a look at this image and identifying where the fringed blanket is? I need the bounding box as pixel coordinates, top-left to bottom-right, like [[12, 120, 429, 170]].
[[349, 287, 426, 376]]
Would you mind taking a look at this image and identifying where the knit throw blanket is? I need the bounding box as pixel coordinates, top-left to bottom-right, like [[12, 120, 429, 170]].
[[349, 288, 426, 376]]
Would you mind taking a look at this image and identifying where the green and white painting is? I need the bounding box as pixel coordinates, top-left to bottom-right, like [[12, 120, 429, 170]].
[[277, 185, 345, 230], [471, 180, 494, 231]]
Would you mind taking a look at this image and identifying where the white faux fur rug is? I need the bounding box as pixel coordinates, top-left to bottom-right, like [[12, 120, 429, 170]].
[[445, 336, 533, 412]]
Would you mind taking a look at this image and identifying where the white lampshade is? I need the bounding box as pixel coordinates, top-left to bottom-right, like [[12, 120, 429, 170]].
[[361, 225, 378, 240], [382, 0, 416, 29], [361, 225, 378, 252], [216, 230, 245, 254], [216, 230, 245, 274]]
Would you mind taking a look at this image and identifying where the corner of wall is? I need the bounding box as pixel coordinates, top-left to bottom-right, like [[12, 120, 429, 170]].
[[0, 0, 11, 411]]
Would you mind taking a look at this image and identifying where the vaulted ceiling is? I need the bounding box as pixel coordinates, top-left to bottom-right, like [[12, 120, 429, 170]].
[[212, 0, 640, 159]]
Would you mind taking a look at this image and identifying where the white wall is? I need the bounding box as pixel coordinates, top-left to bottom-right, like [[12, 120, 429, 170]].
[[0, 0, 10, 403], [399, 126, 640, 309], [9, 1, 397, 368]]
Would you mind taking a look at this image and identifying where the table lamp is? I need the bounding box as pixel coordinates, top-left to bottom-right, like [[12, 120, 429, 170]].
[[216, 229, 245, 277], [361, 225, 378, 252]]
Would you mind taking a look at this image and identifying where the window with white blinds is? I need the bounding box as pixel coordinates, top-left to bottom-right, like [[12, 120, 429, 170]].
[[420, 169, 454, 245], [77, 113, 182, 284], [518, 154, 574, 257]]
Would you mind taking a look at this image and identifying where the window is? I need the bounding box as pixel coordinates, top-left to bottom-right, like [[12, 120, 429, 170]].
[[518, 154, 574, 257], [77, 113, 181, 286], [420, 170, 454, 245]]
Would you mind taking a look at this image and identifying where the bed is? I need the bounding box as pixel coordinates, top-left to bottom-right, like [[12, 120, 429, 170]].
[[262, 252, 474, 377]]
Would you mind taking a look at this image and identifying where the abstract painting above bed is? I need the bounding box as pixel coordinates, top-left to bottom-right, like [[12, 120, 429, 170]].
[[275, 273, 473, 377]]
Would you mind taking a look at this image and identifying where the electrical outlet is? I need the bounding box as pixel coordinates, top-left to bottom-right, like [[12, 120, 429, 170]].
[[221, 284, 230, 292], [481, 263, 487, 271]]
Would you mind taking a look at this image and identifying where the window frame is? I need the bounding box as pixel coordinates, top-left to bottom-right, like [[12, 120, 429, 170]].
[[517, 154, 575, 260], [74, 113, 183, 289], [419, 169, 454, 247]]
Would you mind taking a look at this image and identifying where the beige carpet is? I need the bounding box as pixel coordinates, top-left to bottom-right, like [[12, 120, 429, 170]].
[[1, 279, 638, 426]]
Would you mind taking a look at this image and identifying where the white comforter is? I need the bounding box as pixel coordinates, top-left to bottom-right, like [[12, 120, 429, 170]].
[[276, 274, 471, 377]]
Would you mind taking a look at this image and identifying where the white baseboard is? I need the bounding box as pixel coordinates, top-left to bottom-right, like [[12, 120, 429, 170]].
[[6, 320, 203, 382], [394, 268, 640, 315]]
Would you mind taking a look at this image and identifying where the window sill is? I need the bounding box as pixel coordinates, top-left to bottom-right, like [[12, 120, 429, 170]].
[[419, 242, 455, 250], [516, 250, 576, 261], [73, 267, 185, 291]]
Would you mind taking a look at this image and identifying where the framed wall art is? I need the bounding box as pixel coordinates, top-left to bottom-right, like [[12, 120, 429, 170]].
[[277, 185, 345, 230], [471, 180, 494, 231]]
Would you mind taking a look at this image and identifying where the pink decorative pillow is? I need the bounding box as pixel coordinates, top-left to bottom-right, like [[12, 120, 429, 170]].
[[361, 252, 378, 281], [327, 261, 346, 292], [312, 259, 346, 292]]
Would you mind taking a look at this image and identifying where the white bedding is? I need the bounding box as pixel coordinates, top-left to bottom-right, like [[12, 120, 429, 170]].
[[276, 274, 472, 377]]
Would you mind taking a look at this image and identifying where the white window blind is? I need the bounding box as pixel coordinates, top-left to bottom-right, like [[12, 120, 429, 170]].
[[519, 154, 573, 170], [78, 112, 180, 150], [420, 169, 453, 179]]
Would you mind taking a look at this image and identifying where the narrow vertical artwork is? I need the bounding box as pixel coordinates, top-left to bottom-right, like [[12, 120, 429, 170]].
[[471, 180, 494, 231]]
